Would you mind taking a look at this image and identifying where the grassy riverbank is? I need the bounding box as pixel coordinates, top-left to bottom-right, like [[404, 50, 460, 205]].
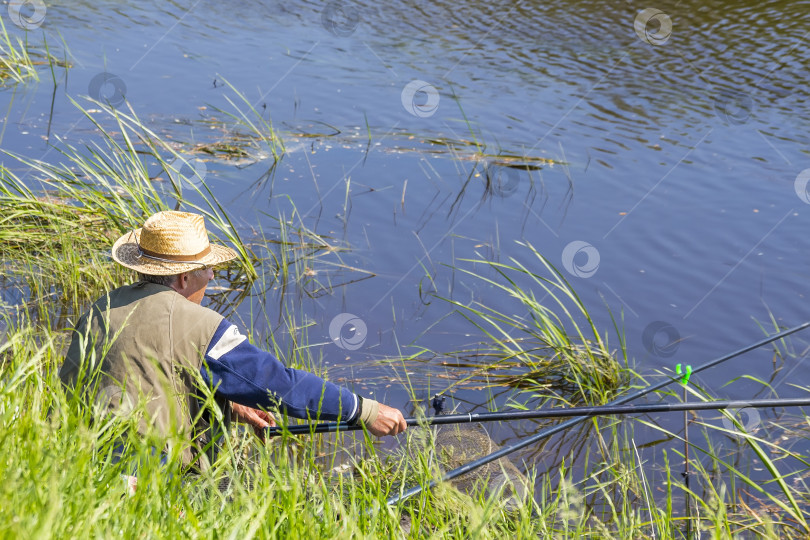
[[4, 316, 810, 538]]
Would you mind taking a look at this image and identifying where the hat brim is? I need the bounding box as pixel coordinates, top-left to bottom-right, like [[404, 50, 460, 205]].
[[111, 229, 238, 276]]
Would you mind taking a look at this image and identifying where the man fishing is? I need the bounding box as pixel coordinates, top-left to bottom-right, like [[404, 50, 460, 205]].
[[60, 210, 407, 472]]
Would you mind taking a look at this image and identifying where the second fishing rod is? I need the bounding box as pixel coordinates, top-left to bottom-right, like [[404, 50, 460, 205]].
[[386, 320, 810, 505]]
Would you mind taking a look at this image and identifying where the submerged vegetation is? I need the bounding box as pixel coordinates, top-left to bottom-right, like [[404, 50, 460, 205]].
[[0, 18, 66, 87], [0, 18, 39, 85], [4, 25, 810, 540], [429, 245, 631, 406]]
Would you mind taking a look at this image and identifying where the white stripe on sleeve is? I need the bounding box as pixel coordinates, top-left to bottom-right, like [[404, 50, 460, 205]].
[[208, 324, 247, 360], [348, 394, 359, 421]]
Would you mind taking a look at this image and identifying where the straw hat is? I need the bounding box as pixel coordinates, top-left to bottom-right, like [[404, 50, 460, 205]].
[[111, 211, 237, 275]]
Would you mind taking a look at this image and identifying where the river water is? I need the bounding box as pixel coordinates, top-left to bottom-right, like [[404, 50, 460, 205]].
[[3, 0, 810, 506]]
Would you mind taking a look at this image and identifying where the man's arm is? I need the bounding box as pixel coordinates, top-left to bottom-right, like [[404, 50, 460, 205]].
[[201, 321, 406, 436]]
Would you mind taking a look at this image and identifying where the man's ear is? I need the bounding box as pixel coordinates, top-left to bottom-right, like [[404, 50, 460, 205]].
[[173, 271, 189, 292]]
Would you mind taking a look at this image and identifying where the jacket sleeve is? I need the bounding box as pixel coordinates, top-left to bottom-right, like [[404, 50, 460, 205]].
[[200, 320, 359, 422]]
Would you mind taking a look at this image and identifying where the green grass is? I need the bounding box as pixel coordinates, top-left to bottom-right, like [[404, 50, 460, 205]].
[[0, 17, 37, 85], [0, 18, 67, 87], [5, 318, 810, 538], [0, 322, 534, 538]]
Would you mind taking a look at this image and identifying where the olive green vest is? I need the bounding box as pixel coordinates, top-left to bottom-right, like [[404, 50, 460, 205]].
[[60, 281, 228, 470]]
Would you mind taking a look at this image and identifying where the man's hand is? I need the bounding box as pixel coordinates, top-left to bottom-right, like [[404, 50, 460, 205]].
[[366, 402, 407, 437], [232, 403, 276, 440]]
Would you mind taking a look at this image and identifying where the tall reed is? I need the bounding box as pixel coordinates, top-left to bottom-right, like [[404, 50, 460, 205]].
[[0, 18, 37, 85], [434, 241, 631, 406]]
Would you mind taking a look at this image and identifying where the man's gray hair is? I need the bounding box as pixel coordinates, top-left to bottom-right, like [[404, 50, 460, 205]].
[[138, 268, 208, 287]]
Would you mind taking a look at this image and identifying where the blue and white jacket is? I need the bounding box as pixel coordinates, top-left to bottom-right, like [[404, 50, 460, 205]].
[[200, 320, 360, 422]]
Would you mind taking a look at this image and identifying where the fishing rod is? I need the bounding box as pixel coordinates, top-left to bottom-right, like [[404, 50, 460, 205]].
[[265, 397, 810, 437], [386, 320, 810, 506]]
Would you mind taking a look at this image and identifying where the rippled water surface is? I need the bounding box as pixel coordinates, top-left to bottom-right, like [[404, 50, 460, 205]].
[[3, 0, 810, 501]]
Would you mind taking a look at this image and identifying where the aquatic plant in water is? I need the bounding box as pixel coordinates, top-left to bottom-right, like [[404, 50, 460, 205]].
[[433, 241, 632, 407]]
